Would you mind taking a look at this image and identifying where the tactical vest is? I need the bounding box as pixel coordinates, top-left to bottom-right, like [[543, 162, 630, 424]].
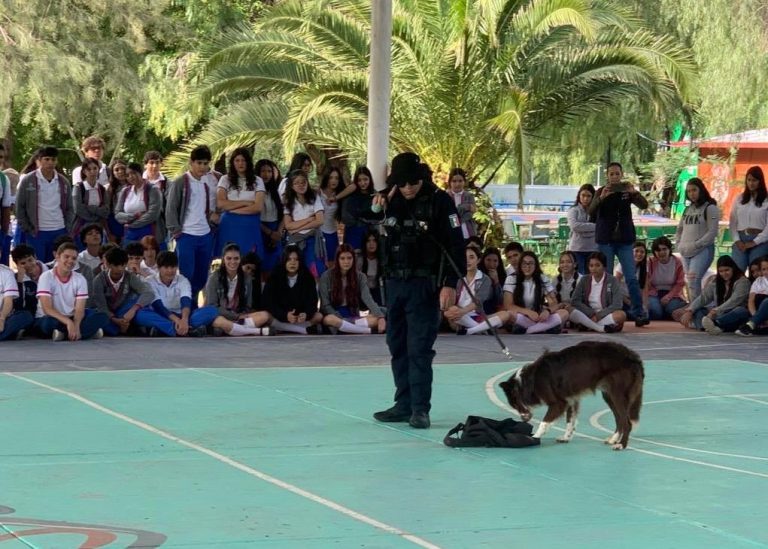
[[382, 190, 442, 279]]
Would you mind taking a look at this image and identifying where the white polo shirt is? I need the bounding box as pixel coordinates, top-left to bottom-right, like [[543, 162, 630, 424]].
[[218, 175, 265, 202], [0, 265, 19, 301], [751, 276, 768, 295], [147, 272, 192, 315], [35, 269, 89, 318], [35, 170, 65, 231], [503, 274, 554, 309], [124, 185, 148, 215], [284, 198, 323, 235], [181, 173, 212, 236], [77, 250, 101, 271], [76, 180, 102, 206], [0, 172, 11, 208], [72, 162, 108, 186], [588, 274, 607, 310]]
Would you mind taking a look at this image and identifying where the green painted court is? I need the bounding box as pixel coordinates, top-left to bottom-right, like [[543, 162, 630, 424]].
[[2, 349, 767, 548]]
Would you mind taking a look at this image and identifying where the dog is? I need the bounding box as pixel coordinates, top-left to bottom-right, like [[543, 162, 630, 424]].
[[499, 341, 644, 450]]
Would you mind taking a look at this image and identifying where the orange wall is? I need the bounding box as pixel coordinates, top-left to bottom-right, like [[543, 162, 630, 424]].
[[696, 147, 768, 220]]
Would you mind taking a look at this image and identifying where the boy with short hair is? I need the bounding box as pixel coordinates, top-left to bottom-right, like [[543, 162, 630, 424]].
[[33, 242, 109, 341], [78, 223, 104, 270], [11, 244, 47, 316], [0, 261, 34, 340], [72, 136, 109, 186], [503, 241, 523, 275], [125, 242, 146, 276]]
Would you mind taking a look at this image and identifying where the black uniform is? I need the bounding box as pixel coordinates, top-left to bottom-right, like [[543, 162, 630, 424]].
[[379, 179, 465, 421]]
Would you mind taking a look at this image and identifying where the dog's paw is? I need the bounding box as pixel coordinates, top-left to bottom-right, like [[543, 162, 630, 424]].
[[612, 443, 626, 451], [556, 436, 571, 443], [604, 432, 620, 445]]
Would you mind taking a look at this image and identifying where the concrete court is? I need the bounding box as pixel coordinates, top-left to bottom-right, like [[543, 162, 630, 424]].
[[1, 330, 767, 548]]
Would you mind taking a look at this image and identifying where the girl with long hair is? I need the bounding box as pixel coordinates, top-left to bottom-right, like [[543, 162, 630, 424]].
[[282, 169, 326, 277], [278, 152, 312, 199], [646, 236, 688, 320], [216, 148, 266, 259], [72, 158, 109, 249], [256, 159, 284, 278], [263, 245, 323, 334], [445, 168, 477, 239], [566, 183, 598, 273], [569, 251, 627, 332], [318, 167, 353, 267], [341, 166, 381, 252], [359, 230, 383, 306], [479, 246, 506, 312], [729, 166, 768, 272], [554, 251, 581, 311], [615, 240, 649, 321], [106, 158, 129, 244], [114, 163, 165, 246], [502, 251, 568, 334], [319, 244, 385, 334], [675, 177, 720, 300]]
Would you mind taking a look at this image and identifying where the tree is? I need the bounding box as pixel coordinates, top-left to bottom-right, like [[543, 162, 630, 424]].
[[167, 0, 696, 208]]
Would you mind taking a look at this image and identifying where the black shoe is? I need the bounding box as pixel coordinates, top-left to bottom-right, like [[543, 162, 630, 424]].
[[604, 324, 619, 333], [188, 325, 207, 337], [373, 406, 411, 422], [409, 411, 430, 429], [456, 327, 467, 336], [736, 323, 754, 337], [635, 317, 650, 327]]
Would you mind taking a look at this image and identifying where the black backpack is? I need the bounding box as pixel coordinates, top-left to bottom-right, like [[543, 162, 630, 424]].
[[443, 415, 540, 448]]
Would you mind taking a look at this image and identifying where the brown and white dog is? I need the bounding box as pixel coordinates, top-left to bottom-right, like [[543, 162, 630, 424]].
[[499, 341, 644, 450]]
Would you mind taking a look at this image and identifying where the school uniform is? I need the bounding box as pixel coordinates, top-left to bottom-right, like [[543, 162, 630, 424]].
[[260, 191, 283, 273], [33, 269, 109, 339], [143, 272, 218, 336], [72, 162, 109, 187], [72, 181, 109, 248], [284, 198, 325, 277], [0, 172, 12, 265], [319, 190, 339, 261], [0, 265, 33, 340], [14, 261, 47, 316], [114, 183, 165, 245], [91, 270, 156, 336], [729, 198, 768, 272], [216, 175, 266, 258]]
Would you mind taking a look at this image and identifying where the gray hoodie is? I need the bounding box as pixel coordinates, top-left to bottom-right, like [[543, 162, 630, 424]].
[[675, 202, 719, 258]]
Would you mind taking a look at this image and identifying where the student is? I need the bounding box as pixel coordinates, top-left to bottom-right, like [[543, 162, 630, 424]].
[[263, 245, 322, 334], [77, 223, 104, 271], [71, 136, 109, 186], [735, 256, 768, 336], [646, 236, 688, 321], [278, 152, 312, 200], [678, 255, 750, 333], [11, 245, 47, 317], [318, 167, 354, 267], [91, 247, 156, 336], [554, 251, 581, 310], [106, 159, 129, 244], [443, 245, 508, 335], [729, 166, 768, 272], [0, 263, 34, 340], [216, 148, 265, 259], [166, 146, 217, 298], [479, 246, 506, 312], [15, 146, 74, 262], [616, 240, 648, 320], [33, 242, 109, 341], [204, 243, 272, 336], [140, 235, 160, 278], [46, 235, 95, 295], [748, 257, 763, 282], [92, 242, 120, 277], [0, 148, 12, 266], [358, 230, 383, 307], [502, 241, 523, 275], [502, 251, 568, 334], [341, 166, 381, 252], [256, 159, 284, 278], [566, 184, 598, 273], [319, 244, 385, 334], [143, 151, 170, 201], [445, 168, 477, 240], [72, 158, 109, 247], [114, 163, 165, 246], [283, 169, 326, 277], [569, 251, 626, 333], [125, 243, 146, 277], [675, 177, 720, 301], [144, 251, 219, 337]]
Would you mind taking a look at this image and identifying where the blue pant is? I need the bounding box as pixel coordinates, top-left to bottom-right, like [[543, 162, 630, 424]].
[[749, 298, 768, 327], [175, 232, 214, 298], [598, 242, 645, 319], [323, 231, 339, 263], [124, 225, 155, 246], [101, 295, 158, 336], [140, 305, 218, 336], [732, 232, 768, 273], [681, 245, 714, 302], [344, 225, 366, 252], [385, 278, 439, 414], [710, 306, 751, 332], [28, 228, 68, 264], [647, 290, 687, 320], [1, 234, 10, 266], [572, 251, 593, 275], [0, 311, 34, 340], [300, 235, 326, 278], [260, 220, 283, 274], [33, 309, 110, 340]]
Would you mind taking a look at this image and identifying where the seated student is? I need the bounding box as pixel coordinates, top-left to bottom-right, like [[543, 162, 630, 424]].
[[33, 242, 109, 341], [646, 236, 688, 320], [748, 257, 762, 283], [125, 242, 147, 277], [72, 158, 109, 248], [0, 263, 34, 340], [502, 241, 523, 276], [479, 246, 506, 313], [263, 245, 323, 334], [615, 240, 649, 321], [143, 251, 220, 337], [11, 244, 48, 317], [357, 230, 384, 307], [204, 243, 272, 336], [569, 251, 626, 333], [319, 244, 385, 334], [554, 250, 581, 311], [91, 247, 156, 336], [443, 245, 508, 335], [678, 255, 750, 334], [140, 235, 160, 278], [93, 242, 120, 277], [77, 223, 104, 271], [736, 256, 768, 336], [46, 234, 94, 295], [502, 251, 568, 334]]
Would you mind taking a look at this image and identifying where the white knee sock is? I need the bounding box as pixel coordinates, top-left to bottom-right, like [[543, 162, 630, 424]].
[[271, 320, 308, 334], [526, 314, 562, 334], [466, 315, 502, 335], [514, 313, 535, 329], [353, 317, 369, 327], [457, 314, 481, 329], [228, 323, 262, 336], [243, 317, 256, 328], [598, 315, 616, 327], [340, 320, 371, 334], [569, 309, 605, 332]]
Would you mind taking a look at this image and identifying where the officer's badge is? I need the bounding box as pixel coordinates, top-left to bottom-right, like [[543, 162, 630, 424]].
[[449, 214, 460, 228]]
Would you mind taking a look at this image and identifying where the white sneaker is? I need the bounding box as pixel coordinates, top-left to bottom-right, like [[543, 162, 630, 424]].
[[701, 316, 722, 335], [52, 329, 65, 342], [15, 329, 26, 341], [260, 327, 274, 336], [92, 328, 104, 340]]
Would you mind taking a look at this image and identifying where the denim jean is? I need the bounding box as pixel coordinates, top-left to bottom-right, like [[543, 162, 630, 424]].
[[572, 251, 593, 275], [681, 245, 714, 302], [647, 290, 687, 320], [598, 242, 645, 319], [33, 308, 110, 339], [732, 232, 768, 273], [712, 306, 751, 332]]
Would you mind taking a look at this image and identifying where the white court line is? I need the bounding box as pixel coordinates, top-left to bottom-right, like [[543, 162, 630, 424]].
[[4, 373, 441, 549], [485, 369, 768, 480], [632, 342, 759, 352], [733, 395, 768, 406]]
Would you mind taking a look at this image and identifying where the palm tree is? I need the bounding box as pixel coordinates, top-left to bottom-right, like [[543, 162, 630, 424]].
[[167, 0, 695, 207]]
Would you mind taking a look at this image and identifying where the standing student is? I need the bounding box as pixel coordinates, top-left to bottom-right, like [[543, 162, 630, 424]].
[[33, 242, 109, 341], [91, 247, 156, 336], [106, 159, 129, 244], [318, 167, 353, 267], [216, 148, 265, 258], [278, 152, 312, 200], [282, 169, 326, 277], [319, 244, 385, 334], [143, 151, 170, 202], [11, 245, 47, 317], [263, 245, 323, 334], [166, 146, 216, 299], [0, 263, 34, 340], [0, 147, 12, 265], [588, 162, 649, 326], [204, 243, 272, 336], [71, 136, 109, 186], [569, 251, 627, 333], [566, 184, 598, 274], [729, 166, 768, 272], [256, 159, 284, 278], [445, 168, 477, 240], [675, 177, 720, 300], [646, 236, 688, 321], [77, 223, 104, 271], [15, 146, 74, 263], [735, 256, 768, 336], [615, 240, 648, 319], [72, 158, 109, 248], [114, 163, 165, 246], [143, 251, 220, 337]]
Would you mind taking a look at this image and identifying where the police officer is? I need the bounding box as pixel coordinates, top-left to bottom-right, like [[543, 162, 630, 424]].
[[372, 153, 465, 429]]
